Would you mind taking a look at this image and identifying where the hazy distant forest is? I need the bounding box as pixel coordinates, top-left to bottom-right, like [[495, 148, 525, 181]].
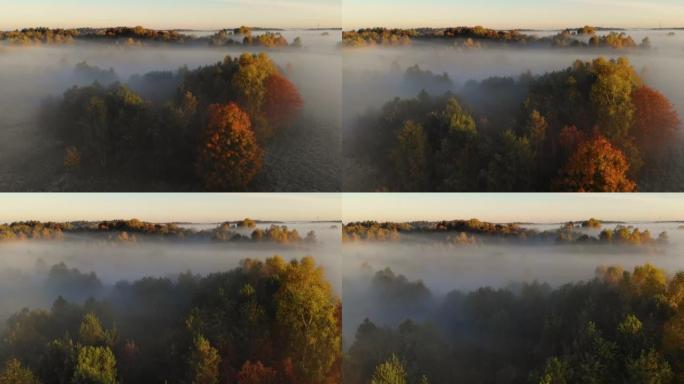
[[343, 27, 684, 192], [342, 218, 669, 247], [344, 262, 684, 384]]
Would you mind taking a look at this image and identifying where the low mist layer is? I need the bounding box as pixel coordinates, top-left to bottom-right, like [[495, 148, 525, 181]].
[[0, 255, 341, 383], [0, 28, 341, 191], [342, 219, 684, 382], [343, 27, 684, 192]]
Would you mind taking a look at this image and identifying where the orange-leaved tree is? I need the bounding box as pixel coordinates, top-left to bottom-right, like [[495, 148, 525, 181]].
[[556, 135, 636, 192], [237, 361, 277, 384], [196, 103, 263, 191]]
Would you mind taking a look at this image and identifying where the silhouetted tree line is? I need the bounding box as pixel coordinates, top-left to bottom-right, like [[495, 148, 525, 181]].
[[0, 219, 315, 245], [42, 53, 303, 190], [209, 29, 302, 48], [342, 26, 650, 50], [346, 263, 684, 383], [0, 256, 341, 383], [346, 57, 681, 191], [342, 219, 668, 247], [0, 26, 303, 48]]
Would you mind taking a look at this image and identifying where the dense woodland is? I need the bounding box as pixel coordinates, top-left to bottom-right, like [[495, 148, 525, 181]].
[[346, 57, 682, 191], [41, 53, 303, 191], [0, 26, 303, 48], [342, 219, 669, 246], [345, 263, 684, 384], [0, 256, 341, 383], [0, 219, 316, 245], [342, 26, 650, 49]]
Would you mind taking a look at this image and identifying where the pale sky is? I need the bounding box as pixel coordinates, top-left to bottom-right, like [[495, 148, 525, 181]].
[[343, 0, 684, 30], [342, 194, 684, 223], [0, 193, 341, 223], [0, 0, 341, 30], [1, 193, 681, 224]]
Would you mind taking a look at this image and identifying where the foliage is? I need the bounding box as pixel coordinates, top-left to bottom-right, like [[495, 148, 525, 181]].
[[347, 263, 684, 384], [0, 359, 40, 384], [72, 346, 117, 384], [347, 57, 680, 191], [555, 135, 637, 192], [342, 26, 646, 50], [0, 257, 340, 383], [187, 335, 220, 384], [43, 53, 303, 190], [343, 219, 667, 247], [370, 354, 407, 384], [196, 103, 263, 191]]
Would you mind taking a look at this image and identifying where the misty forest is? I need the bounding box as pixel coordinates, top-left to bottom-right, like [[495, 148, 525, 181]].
[[0, 26, 341, 191], [0, 219, 341, 383], [342, 218, 684, 383], [343, 26, 684, 192]]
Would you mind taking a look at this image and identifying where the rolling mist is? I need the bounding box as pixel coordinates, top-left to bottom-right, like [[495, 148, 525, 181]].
[[0, 221, 341, 327], [342, 221, 684, 344], [0, 29, 342, 191], [342, 29, 684, 126]]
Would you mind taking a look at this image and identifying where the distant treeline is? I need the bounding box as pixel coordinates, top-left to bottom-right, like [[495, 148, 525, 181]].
[[342, 218, 668, 246], [342, 26, 651, 49], [0, 219, 316, 245], [42, 53, 303, 190], [346, 263, 684, 383], [346, 57, 682, 191], [0, 26, 303, 48], [0, 256, 341, 383]]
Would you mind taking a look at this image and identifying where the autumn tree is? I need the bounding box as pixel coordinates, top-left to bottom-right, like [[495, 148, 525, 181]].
[[188, 335, 220, 384], [590, 57, 639, 140], [556, 135, 636, 191], [390, 120, 430, 191], [72, 346, 117, 384], [275, 257, 340, 382], [0, 359, 40, 384], [237, 361, 277, 384], [632, 85, 681, 161], [78, 313, 115, 347], [264, 73, 303, 133], [196, 103, 263, 191], [625, 349, 673, 383], [370, 355, 407, 384], [231, 53, 277, 140]]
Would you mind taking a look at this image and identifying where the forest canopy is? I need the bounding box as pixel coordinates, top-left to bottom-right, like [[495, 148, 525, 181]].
[[42, 53, 303, 191], [345, 263, 684, 384], [0, 256, 341, 383], [345, 57, 682, 192]]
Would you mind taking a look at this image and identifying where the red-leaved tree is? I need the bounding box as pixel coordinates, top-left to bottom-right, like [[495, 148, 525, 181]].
[[264, 73, 303, 131], [633, 85, 680, 160]]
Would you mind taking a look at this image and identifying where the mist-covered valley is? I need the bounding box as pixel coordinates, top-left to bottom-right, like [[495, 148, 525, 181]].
[[0, 220, 341, 319], [343, 28, 684, 192], [342, 219, 684, 383], [0, 219, 342, 383], [0, 28, 342, 191]]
